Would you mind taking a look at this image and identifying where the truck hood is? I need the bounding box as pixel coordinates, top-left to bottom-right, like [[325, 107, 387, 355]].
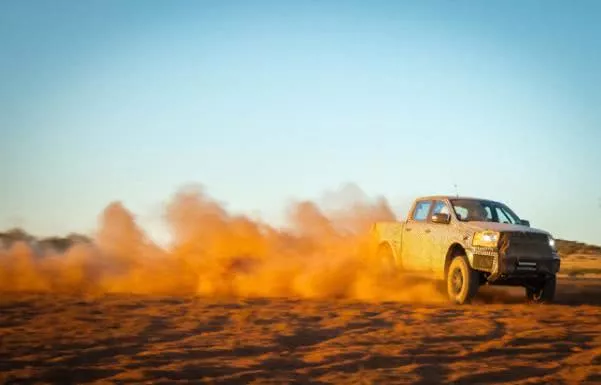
[[463, 221, 551, 236]]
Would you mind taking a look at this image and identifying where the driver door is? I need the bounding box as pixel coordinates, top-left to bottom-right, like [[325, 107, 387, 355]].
[[401, 200, 432, 272], [425, 199, 453, 277]]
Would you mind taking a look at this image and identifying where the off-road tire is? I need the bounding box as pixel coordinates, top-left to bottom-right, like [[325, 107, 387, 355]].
[[525, 275, 556, 304], [376, 243, 396, 278], [446, 255, 480, 304]]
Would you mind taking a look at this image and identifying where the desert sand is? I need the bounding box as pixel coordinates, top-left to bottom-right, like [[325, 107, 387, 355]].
[[2, 278, 601, 385], [2, 190, 600, 383]]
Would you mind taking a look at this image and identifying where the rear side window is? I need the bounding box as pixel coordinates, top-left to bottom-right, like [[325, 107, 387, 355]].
[[412, 200, 432, 221]]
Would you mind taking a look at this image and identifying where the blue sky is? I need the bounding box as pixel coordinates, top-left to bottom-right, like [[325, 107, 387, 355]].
[[1, 0, 600, 245]]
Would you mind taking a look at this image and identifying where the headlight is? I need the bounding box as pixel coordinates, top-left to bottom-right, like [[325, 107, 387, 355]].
[[472, 231, 500, 248], [549, 236, 556, 249]]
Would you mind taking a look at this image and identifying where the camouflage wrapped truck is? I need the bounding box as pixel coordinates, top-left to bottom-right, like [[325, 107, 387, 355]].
[[371, 196, 561, 304]]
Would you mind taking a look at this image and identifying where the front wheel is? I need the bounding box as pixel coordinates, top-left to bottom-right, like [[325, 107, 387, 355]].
[[446, 256, 480, 304], [525, 276, 556, 303]]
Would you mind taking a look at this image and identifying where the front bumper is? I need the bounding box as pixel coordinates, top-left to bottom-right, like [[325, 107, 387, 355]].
[[468, 247, 561, 282]]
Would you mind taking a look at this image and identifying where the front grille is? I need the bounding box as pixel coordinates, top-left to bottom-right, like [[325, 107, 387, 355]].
[[473, 254, 495, 271], [504, 232, 551, 256], [510, 232, 549, 242], [473, 246, 498, 257]]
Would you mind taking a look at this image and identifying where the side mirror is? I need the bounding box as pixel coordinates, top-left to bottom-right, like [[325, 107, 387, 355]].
[[520, 219, 530, 227], [432, 213, 451, 224]]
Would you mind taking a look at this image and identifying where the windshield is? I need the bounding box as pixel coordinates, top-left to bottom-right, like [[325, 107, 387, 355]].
[[450, 199, 522, 224]]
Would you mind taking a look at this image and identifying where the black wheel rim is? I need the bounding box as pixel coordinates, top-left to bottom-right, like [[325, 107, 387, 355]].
[[451, 268, 463, 295]]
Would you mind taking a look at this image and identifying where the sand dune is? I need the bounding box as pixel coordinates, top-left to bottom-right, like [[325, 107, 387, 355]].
[[2, 278, 601, 385]]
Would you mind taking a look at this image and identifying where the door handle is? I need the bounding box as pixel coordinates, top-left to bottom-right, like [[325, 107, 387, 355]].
[[425, 229, 431, 234]]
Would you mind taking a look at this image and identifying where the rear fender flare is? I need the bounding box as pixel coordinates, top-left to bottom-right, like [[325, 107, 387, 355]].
[[377, 241, 401, 267]]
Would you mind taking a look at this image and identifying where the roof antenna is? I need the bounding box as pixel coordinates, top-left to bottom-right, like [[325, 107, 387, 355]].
[[454, 184, 459, 198]]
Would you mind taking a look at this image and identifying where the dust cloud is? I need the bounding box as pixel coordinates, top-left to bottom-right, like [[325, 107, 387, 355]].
[[0, 184, 445, 303]]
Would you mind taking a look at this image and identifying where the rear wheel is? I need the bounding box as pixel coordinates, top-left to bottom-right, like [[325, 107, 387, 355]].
[[446, 256, 480, 304], [376, 243, 396, 278], [525, 275, 556, 303]]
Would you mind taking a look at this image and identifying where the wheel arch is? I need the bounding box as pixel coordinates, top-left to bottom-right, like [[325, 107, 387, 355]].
[[377, 241, 401, 267], [444, 243, 467, 278]]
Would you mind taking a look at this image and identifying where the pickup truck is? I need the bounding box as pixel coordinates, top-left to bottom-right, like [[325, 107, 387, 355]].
[[370, 195, 561, 304]]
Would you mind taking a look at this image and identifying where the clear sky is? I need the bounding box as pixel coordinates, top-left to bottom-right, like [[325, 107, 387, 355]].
[[1, 0, 600, 245]]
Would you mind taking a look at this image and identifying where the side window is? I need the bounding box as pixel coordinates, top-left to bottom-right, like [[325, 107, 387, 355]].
[[412, 200, 432, 221], [432, 200, 450, 216], [496, 207, 516, 224], [484, 206, 493, 221]]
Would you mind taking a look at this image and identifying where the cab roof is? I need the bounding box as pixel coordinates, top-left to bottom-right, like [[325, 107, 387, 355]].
[[416, 195, 501, 202]]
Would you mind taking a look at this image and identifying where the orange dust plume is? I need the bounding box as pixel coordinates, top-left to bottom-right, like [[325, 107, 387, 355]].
[[0, 184, 446, 303]]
